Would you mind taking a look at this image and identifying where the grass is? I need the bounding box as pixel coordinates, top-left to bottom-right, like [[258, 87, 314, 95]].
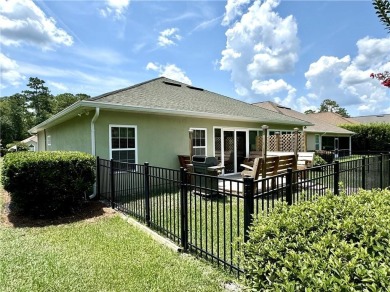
[[0, 216, 236, 291], [0, 157, 239, 292]]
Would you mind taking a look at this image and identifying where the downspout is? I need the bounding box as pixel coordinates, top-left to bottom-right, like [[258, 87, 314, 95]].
[[44, 129, 47, 151], [91, 107, 100, 156], [89, 107, 100, 199]]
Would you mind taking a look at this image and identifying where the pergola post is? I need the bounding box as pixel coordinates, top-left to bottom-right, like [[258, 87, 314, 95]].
[[293, 128, 299, 159], [262, 125, 269, 180]]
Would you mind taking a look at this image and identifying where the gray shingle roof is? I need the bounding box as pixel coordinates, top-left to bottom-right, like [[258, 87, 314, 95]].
[[307, 112, 359, 126], [253, 101, 354, 135], [349, 114, 390, 124], [90, 77, 310, 126]]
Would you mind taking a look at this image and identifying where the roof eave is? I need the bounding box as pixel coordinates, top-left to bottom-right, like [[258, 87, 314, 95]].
[[29, 100, 311, 133]]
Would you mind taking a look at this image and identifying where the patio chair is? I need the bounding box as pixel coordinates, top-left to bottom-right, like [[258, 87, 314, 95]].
[[240, 157, 262, 179]]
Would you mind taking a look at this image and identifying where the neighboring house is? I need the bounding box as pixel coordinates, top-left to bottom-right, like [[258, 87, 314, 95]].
[[253, 102, 355, 152], [21, 135, 38, 151], [348, 114, 390, 124], [29, 77, 310, 174], [9, 135, 38, 151], [307, 112, 359, 126]]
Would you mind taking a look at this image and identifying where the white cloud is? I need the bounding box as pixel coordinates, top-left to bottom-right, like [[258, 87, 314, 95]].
[[354, 37, 390, 68], [303, 37, 390, 115], [146, 62, 192, 85], [158, 28, 182, 47], [48, 81, 68, 92], [219, 0, 299, 99], [222, 0, 251, 26], [100, 0, 130, 20], [305, 55, 351, 90], [17, 62, 132, 96], [0, 0, 73, 49], [252, 79, 292, 96], [0, 53, 25, 89]]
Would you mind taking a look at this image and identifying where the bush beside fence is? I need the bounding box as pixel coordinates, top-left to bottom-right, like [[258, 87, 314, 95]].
[[2, 151, 95, 218]]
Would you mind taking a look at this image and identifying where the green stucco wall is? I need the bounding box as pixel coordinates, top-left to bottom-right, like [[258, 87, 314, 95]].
[[94, 110, 301, 169], [37, 109, 304, 169], [38, 114, 91, 153]]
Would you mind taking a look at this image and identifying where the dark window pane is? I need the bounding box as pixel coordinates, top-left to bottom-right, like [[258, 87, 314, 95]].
[[128, 150, 135, 163], [112, 127, 119, 138], [128, 138, 135, 148], [112, 151, 120, 160], [120, 138, 127, 148], [120, 128, 127, 138], [112, 138, 119, 149], [128, 128, 135, 138], [120, 150, 127, 161]]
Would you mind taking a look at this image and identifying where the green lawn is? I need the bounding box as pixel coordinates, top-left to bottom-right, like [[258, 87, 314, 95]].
[[0, 155, 239, 292], [0, 214, 238, 292]]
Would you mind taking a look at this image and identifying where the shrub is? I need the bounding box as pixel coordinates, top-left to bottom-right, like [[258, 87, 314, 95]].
[[241, 189, 390, 290], [315, 150, 334, 163], [1, 151, 95, 218], [340, 123, 390, 152], [313, 154, 327, 166]]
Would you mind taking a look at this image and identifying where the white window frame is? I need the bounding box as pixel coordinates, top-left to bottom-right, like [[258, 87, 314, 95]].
[[109, 124, 138, 164], [47, 135, 51, 146], [190, 128, 207, 156], [315, 134, 320, 150]]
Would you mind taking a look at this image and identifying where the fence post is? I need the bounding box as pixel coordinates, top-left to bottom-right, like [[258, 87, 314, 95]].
[[334, 161, 340, 195], [379, 154, 383, 190], [243, 177, 255, 242], [144, 162, 151, 227], [286, 168, 293, 205], [362, 156, 366, 190], [110, 159, 115, 208], [180, 167, 189, 251], [96, 156, 101, 200]]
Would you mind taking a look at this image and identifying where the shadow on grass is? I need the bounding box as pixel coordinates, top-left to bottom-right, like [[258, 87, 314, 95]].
[[1, 190, 114, 228]]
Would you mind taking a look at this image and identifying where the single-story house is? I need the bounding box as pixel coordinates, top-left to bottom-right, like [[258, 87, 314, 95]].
[[21, 135, 38, 151], [253, 102, 355, 152], [29, 77, 311, 174]]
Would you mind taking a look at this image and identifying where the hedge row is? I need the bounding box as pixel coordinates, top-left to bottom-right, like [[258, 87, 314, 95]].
[[1, 151, 95, 218], [340, 123, 390, 151], [241, 189, 390, 290]]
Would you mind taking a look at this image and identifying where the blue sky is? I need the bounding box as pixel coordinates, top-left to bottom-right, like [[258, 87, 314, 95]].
[[1, 0, 389, 117]]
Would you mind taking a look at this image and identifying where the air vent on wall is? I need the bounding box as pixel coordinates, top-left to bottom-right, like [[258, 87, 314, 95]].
[[163, 81, 181, 87], [187, 85, 204, 91]]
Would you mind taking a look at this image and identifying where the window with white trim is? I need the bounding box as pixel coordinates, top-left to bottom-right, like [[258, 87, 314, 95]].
[[47, 135, 51, 146], [191, 128, 206, 156], [315, 134, 320, 150], [110, 125, 137, 164]]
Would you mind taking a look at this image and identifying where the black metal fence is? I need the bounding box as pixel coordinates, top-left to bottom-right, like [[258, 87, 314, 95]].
[[96, 153, 390, 275]]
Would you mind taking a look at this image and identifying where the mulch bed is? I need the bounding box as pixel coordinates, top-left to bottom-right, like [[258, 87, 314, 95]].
[[0, 188, 116, 228]]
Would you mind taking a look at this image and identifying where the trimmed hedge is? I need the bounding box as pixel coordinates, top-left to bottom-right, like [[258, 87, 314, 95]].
[[340, 123, 390, 152], [1, 151, 95, 218], [241, 189, 390, 290]]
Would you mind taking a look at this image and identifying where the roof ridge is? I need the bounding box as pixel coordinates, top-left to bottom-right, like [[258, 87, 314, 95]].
[[90, 77, 165, 101]]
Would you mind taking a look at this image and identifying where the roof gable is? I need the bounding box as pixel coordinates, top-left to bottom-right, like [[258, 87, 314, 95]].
[[254, 102, 354, 135]]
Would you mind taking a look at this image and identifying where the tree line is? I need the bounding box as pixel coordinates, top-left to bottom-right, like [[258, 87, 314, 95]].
[[0, 77, 90, 147]]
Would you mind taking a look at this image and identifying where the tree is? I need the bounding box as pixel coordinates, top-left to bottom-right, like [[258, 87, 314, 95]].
[[22, 77, 54, 125], [304, 99, 350, 117], [373, 0, 390, 31], [53, 93, 90, 114], [370, 71, 390, 87], [371, 1, 390, 88], [318, 99, 350, 117], [0, 94, 31, 146]]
